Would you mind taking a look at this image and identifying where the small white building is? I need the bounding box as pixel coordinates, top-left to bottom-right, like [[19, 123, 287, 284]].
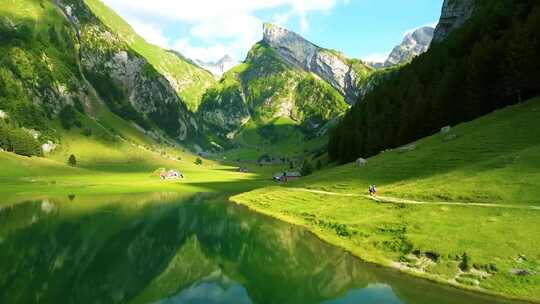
[[160, 170, 183, 180], [273, 172, 302, 182]]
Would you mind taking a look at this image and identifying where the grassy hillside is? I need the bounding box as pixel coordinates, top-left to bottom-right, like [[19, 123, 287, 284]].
[[0, 0, 211, 156], [84, 0, 215, 110], [0, 0, 80, 130], [0, 119, 277, 205], [199, 42, 348, 158], [232, 97, 540, 301]]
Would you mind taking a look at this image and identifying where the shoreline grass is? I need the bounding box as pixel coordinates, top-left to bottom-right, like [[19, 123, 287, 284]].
[[229, 194, 539, 304]]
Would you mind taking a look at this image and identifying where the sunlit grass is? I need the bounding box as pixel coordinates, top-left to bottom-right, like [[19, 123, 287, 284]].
[[232, 97, 540, 301]]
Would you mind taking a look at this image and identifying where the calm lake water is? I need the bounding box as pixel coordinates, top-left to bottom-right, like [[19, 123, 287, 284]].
[[0, 192, 527, 304]]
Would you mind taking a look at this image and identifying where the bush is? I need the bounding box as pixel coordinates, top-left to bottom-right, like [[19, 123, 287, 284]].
[[81, 128, 92, 137], [316, 159, 323, 170], [59, 105, 81, 130], [195, 157, 203, 165], [300, 159, 314, 176], [460, 253, 471, 271], [68, 154, 77, 166], [0, 122, 42, 156]]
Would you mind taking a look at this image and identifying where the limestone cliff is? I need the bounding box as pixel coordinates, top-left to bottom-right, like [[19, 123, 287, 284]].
[[55, 0, 199, 141], [433, 0, 476, 42], [262, 23, 371, 104]]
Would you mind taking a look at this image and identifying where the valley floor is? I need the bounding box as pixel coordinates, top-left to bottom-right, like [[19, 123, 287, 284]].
[[232, 98, 540, 302], [1, 99, 539, 302]]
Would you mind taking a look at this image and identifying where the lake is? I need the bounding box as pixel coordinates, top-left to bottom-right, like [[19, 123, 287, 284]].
[[0, 192, 527, 303]]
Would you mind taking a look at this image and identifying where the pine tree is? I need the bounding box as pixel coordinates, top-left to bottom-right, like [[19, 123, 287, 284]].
[[68, 154, 77, 167]]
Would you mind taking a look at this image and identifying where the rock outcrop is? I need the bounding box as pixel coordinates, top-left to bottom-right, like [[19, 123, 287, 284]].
[[433, 0, 476, 43], [262, 23, 367, 104], [55, 0, 199, 141]]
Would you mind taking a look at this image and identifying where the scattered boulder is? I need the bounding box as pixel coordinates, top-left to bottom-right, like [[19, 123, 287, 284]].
[[356, 158, 367, 167], [41, 141, 57, 154], [41, 200, 55, 214], [398, 144, 416, 153], [443, 134, 458, 142], [441, 125, 451, 133], [0, 110, 7, 119]]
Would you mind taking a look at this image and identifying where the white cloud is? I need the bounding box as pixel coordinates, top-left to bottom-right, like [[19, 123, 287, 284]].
[[362, 53, 388, 63], [128, 19, 169, 48], [102, 0, 345, 62], [173, 39, 228, 63], [102, 0, 339, 22]]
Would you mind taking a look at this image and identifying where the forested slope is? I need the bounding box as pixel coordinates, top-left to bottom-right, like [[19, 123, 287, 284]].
[[330, 0, 540, 163]]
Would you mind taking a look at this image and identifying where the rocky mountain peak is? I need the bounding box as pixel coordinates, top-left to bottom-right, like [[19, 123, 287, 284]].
[[366, 26, 434, 69], [433, 0, 476, 42], [262, 22, 318, 68], [384, 26, 434, 66], [262, 22, 362, 104]]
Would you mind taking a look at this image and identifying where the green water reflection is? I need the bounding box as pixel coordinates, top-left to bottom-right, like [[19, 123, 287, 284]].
[[0, 193, 527, 304]]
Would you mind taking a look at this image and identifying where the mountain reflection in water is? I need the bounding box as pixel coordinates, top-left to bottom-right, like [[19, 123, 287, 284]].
[[0, 193, 525, 304]]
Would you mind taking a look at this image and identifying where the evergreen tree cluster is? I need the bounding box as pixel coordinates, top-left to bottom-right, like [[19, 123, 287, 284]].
[[0, 121, 42, 157], [59, 105, 82, 130], [329, 0, 540, 163]]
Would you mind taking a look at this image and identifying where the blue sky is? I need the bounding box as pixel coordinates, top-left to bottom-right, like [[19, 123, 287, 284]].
[[102, 0, 443, 63]]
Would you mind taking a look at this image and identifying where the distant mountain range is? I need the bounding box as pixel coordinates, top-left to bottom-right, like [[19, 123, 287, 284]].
[[194, 55, 238, 78], [367, 26, 435, 69]]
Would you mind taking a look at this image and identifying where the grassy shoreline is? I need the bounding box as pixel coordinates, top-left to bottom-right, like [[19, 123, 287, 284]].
[[230, 194, 539, 303], [231, 99, 540, 302]]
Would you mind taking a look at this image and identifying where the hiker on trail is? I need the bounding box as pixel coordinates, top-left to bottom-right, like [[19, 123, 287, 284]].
[[369, 185, 377, 197]]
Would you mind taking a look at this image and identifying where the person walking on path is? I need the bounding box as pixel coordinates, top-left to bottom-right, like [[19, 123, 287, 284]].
[[369, 185, 378, 197]]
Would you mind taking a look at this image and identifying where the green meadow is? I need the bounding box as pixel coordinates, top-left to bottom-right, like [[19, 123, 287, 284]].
[[232, 97, 540, 302], [0, 101, 279, 204]]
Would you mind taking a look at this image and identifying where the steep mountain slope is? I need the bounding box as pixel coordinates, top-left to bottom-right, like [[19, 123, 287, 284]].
[[83, 0, 215, 111], [262, 23, 372, 104], [330, 0, 540, 163], [198, 41, 349, 151], [0, 0, 208, 157], [197, 23, 378, 156], [433, 0, 476, 42], [194, 55, 238, 78]]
